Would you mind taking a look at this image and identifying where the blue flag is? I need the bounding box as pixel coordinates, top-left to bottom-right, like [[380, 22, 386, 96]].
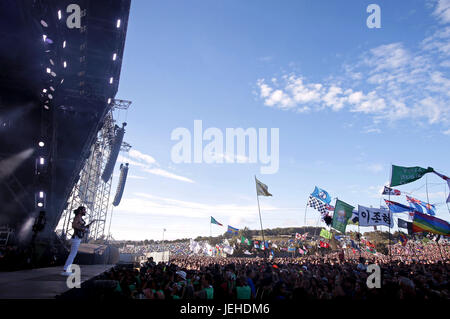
[[227, 225, 239, 234], [311, 186, 331, 204], [384, 200, 414, 213]]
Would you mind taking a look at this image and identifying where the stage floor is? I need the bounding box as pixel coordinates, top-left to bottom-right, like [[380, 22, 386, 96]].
[[0, 264, 114, 299]]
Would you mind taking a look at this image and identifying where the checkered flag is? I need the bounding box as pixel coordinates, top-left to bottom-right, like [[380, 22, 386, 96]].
[[307, 195, 329, 217]]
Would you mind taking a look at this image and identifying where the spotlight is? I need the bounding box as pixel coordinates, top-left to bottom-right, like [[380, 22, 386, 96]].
[[113, 53, 117, 61], [49, 86, 55, 91], [42, 89, 47, 93], [40, 20, 48, 27], [39, 157, 45, 165], [46, 68, 51, 73], [50, 59, 54, 66], [37, 203, 43, 208], [38, 141, 45, 147], [58, 10, 62, 20], [63, 61, 67, 68], [43, 34, 47, 41], [39, 191, 44, 199], [51, 71, 56, 77], [116, 19, 121, 28], [109, 77, 113, 84], [107, 98, 112, 104], [48, 94, 53, 99], [63, 41, 66, 48], [44, 105, 50, 110]]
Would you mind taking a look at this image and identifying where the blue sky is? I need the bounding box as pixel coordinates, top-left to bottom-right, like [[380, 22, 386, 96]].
[[108, 0, 450, 240]]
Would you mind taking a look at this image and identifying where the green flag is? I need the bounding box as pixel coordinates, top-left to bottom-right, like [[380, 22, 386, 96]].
[[390, 165, 434, 187], [332, 199, 354, 234], [210, 216, 223, 226], [241, 236, 252, 246], [320, 228, 332, 239]]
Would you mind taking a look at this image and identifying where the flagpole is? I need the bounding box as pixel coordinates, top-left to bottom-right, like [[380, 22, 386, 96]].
[[388, 164, 392, 260], [255, 176, 267, 259], [303, 200, 308, 227]]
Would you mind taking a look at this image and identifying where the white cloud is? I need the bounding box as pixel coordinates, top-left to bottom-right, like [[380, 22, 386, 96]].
[[255, 15, 450, 129], [128, 149, 157, 165], [143, 168, 194, 183], [120, 149, 195, 183], [432, 0, 450, 24]]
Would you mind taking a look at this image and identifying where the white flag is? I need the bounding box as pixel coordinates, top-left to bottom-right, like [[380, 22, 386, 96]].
[[255, 177, 272, 196], [358, 205, 393, 228]]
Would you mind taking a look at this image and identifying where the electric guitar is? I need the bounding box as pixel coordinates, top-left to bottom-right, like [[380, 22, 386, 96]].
[[73, 219, 101, 239]]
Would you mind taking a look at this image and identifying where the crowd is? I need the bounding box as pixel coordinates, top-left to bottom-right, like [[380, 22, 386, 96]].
[[76, 241, 449, 300], [119, 241, 191, 256]]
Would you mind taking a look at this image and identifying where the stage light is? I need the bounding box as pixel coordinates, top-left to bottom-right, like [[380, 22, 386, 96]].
[[49, 86, 55, 91], [38, 141, 45, 147], [42, 89, 47, 93], [40, 20, 48, 27], [50, 59, 54, 66], [63, 41, 66, 48], [46, 68, 51, 73], [116, 19, 121, 28], [48, 94, 53, 99], [60, 79, 64, 84], [37, 203, 43, 208], [45, 37, 53, 44], [107, 98, 112, 104], [39, 191, 44, 198], [39, 157, 45, 165], [63, 61, 67, 68], [109, 77, 113, 84], [44, 105, 49, 110], [58, 10, 62, 20], [43, 34, 47, 41], [113, 53, 117, 61], [51, 71, 56, 77]]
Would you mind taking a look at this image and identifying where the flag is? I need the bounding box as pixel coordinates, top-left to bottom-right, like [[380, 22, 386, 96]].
[[332, 199, 354, 233], [255, 177, 272, 196], [287, 247, 296, 252], [319, 241, 330, 248], [382, 186, 401, 196], [301, 233, 308, 240], [311, 186, 331, 204], [412, 211, 450, 236], [320, 228, 332, 239], [433, 170, 450, 203], [241, 236, 251, 246], [210, 216, 223, 226], [397, 218, 413, 235], [366, 247, 376, 254], [398, 233, 408, 246], [307, 195, 329, 217], [350, 239, 360, 250], [406, 196, 435, 216], [390, 165, 434, 187], [227, 225, 239, 234], [358, 205, 393, 228], [244, 250, 252, 255], [295, 233, 301, 240], [254, 242, 259, 249], [298, 248, 305, 255], [384, 200, 414, 213]]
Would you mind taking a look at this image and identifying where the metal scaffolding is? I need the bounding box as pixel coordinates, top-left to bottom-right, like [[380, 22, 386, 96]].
[[56, 99, 131, 242]]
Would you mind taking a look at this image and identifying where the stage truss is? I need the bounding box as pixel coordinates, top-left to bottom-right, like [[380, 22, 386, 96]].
[[56, 99, 131, 242]]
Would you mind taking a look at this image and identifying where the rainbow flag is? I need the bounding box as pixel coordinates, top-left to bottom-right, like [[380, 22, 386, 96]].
[[227, 225, 239, 234], [412, 211, 450, 236]]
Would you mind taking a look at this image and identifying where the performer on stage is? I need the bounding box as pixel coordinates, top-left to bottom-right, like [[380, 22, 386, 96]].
[[61, 206, 88, 276]]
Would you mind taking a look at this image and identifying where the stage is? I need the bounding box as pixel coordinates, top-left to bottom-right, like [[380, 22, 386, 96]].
[[0, 264, 114, 299]]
